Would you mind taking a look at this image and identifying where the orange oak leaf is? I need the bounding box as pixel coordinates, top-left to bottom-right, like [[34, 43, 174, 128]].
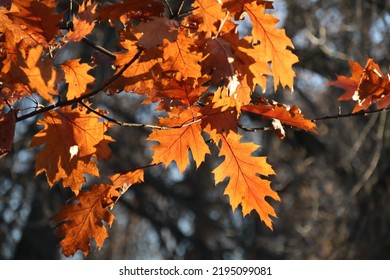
[[328, 60, 363, 101], [147, 107, 210, 173], [61, 59, 95, 100], [242, 102, 317, 134], [0, 109, 16, 158], [109, 168, 145, 196], [200, 102, 238, 135], [65, 1, 99, 42], [162, 29, 203, 80], [55, 184, 115, 256], [213, 131, 279, 229], [192, 0, 226, 36], [0, 0, 61, 49], [244, 2, 298, 89], [99, 0, 164, 23], [113, 40, 162, 96], [156, 78, 206, 109], [30, 105, 113, 194], [18, 44, 59, 103], [223, 0, 274, 19]]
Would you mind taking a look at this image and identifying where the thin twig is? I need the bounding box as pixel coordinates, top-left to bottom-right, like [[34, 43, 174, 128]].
[[79, 101, 201, 130], [16, 48, 144, 123], [312, 107, 390, 122], [81, 37, 116, 59], [238, 107, 389, 132]]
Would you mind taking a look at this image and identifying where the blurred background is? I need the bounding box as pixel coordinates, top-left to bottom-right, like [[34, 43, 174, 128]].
[[0, 0, 389, 259]]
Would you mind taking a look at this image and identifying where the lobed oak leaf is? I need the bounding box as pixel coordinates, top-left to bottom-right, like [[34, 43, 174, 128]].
[[213, 131, 279, 229], [222, 0, 274, 20], [191, 0, 226, 36], [61, 59, 95, 100], [201, 37, 236, 83], [147, 107, 209, 174], [242, 102, 317, 134], [99, 0, 164, 24], [357, 59, 390, 110], [55, 184, 115, 256], [0, 109, 16, 158], [155, 78, 206, 110], [109, 168, 144, 197], [18, 44, 60, 103], [162, 30, 203, 80], [200, 102, 238, 136], [328, 60, 363, 101], [329, 59, 390, 112], [65, 1, 99, 42], [244, 2, 298, 90], [135, 16, 179, 49], [112, 41, 162, 97], [30, 105, 114, 194], [0, 0, 61, 49]]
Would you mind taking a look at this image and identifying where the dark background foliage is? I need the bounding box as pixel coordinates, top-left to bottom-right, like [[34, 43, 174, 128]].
[[0, 0, 389, 259]]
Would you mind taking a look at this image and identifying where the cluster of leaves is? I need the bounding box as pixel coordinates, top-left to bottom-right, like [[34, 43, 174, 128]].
[[0, 0, 388, 256]]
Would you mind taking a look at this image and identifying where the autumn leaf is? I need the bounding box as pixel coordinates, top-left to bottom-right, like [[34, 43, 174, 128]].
[[0, 109, 16, 158], [99, 0, 164, 24], [162, 29, 203, 80], [201, 37, 236, 83], [243, 2, 298, 89], [192, 0, 226, 36], [62, 59, 95, 100], [328, 60, 364, 101], [135, 17, 179, 49], [55, 184, 116, 256], [65, 1, 99, 42], [18, 44, 60, 103], [213, 131, 279, 229], [200, 102, 238, 135], [112, 40, 162, 96], [242, 102, 317, 134], [147, 107, 210, 173], [0, 0, 61, 51], [109, 168, 145, 196], [30, 105, 113, 194], [329, 58, 390, 112], [155, 78, 206, 109]]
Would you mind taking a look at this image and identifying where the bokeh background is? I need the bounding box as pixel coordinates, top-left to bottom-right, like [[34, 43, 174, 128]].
[[0, 0, 389, 259]]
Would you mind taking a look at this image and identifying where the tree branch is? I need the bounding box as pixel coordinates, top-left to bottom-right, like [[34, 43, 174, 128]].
[[15, 48, 143, 123], [238, 106, 390, 132]]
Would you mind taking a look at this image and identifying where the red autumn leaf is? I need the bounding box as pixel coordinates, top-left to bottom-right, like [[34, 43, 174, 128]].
[[55, 184, 116, 256], [30, 105, 113, 194], [0, 109, 16, 157], [135, 17, 179, 49], [329, 58, 390, 112]]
